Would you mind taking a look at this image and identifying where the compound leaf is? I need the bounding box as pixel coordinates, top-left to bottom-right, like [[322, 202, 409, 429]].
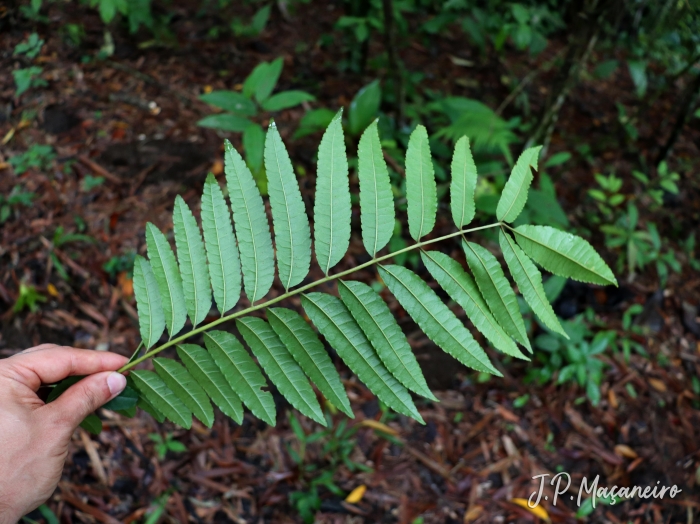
[[314, 110, 350, 274], [421, 250, 525, 359], [153, 357, 214, 427], [378, 264, 500, 375], [176, 344, 244, 424], [131, 369, 192, 429], [513, 225, 618, 286], [237, 317, 325, 425], [358, 120, 394, 257], [265, 123, 311, 289], [499, 230, 567, 338], [201, 173, 241, 314], [302, 292, 423, 422], [496, 146, 542, 223], [450, 136, 477, 228], [224, 139, 275, 302], [405, 125, 436, 240], [132, 255, 165, 349], [463, 241, 531, 351], [173, 195, 212, 327], [204, 330, 276, 425], [267, 307, 352, 417], [338, 280, 435, 400]]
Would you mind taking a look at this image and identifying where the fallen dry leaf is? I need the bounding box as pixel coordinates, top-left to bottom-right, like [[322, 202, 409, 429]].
[[511, 498, 550, 522], [614, 444, 638, 459], [648, 378, 667, 392], [463, 505, 483, 522], [345, 485, 366, 504], [360, 419, 399, 436]]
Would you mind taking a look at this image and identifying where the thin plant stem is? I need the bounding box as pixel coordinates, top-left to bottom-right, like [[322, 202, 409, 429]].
[[119, 222, 501, 373]]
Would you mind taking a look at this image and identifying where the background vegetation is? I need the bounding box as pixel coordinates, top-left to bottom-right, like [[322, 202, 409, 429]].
[[1, 0, 700, 522]]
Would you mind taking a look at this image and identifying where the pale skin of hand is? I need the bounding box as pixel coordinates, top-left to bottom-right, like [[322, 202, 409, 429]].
[[0, 345, 127, 523]]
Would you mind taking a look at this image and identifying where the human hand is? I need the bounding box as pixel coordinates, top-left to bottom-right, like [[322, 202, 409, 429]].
[[0, 344, 127, 523]]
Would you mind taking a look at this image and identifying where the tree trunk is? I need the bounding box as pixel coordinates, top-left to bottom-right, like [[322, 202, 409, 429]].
[[655, 69, 700, 165]]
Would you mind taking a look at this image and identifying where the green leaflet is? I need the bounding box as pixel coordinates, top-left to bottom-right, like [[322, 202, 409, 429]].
[[378, 265, 500, 375], [224, 140, 275, 302], [267, 307, 353, 417], [462, 241, 531, 351], [131, 369, 192, 428], [173, 196, 212, 327], [302, 293, 423, 423], [499, 230, 568, 338], [153, 357, 214, 427], [420, 250, 525, 359], [201, 173, 241, 314], [145, 224, 187, 337], [450, 136, 477, 229], [204, 330, 276, 425], [314, 109, 350, 274], [132, 255, 165, 349], [358, 120, 394, 257], [176, 344, 244, 424], [405, 125, 437, 241], [236, 317, 325, 425], [496, 146, 542, 223], [338, 280, 436, 400], [513, 225, 618, 286], [136, 391, 166, 423], [265, 123, 312, 290]]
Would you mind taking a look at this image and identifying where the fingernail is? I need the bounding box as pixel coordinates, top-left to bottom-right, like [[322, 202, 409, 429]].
[[107, 372, 127, 396]]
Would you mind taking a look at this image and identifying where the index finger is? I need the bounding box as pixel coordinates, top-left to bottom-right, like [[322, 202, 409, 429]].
[[2, 346, 128, 391]]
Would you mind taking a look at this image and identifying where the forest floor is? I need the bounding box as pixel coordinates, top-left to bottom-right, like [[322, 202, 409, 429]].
[[1, 2, 700, 523]]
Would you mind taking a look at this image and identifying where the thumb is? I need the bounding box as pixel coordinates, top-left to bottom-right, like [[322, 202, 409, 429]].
[[44, 372, 126, 431]]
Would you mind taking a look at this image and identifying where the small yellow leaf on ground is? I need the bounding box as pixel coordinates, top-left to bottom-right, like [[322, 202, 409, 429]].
[[118, 272, 133, 297], [345, 485, 366, 504], [211, 159, 224, 176], [47, 283, 59, 297], [510, 498, 550, 521], [1, 128, 14, 145], [463, 505, 483, 522], [359, 419, 399, 436], [648, 378, 667, 392], [203, 85, 213, 94], [614, 444, 638, 459], [608, 389, 618, 409]]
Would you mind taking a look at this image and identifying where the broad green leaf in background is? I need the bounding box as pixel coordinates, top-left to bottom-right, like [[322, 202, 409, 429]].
[[132, 255, 165, 349], [131, 370, 192, 429], [378, 264, 500, 374], [405, 125, 437, 240], [499, 230, 567, 337], [243, 123, 265, 174], [358, 120, 394, 257], [513, 225, 618, 286], [338, 280, 435, 400], [314, 110, 350, 274], [224, 140, 275, 302], [302, 292, 423, 422], [237, 317, 325, 425], [262, 90, 315, 112], [450, 136, 477, 229], [420, 250, 524, 359], [201, 174, 241, 315], [153, 357, 214, 427], [197, 113, 252, 132], [265, 123, 311, 289], [347, 80, 381, 136], [199, 91, 257, 116], [204, 330, 276, 425], [243, 57, 284, 104], [496, 145, 542, 223], [294, 108, 335, 138], [176, 344, 244, 423], [173, 196, 212, 327], [267, 307, 353, 417], [145, 224, 187, 337], [463, 241, 531, 351]]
